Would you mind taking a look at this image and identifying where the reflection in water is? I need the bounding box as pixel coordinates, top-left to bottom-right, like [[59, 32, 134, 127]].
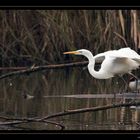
[[0, 67, 139, 130]]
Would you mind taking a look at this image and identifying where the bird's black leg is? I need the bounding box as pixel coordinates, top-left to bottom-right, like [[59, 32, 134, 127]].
[[131, 78, 138, 103], [128, 72, 138, 103], [135, 78, 138, 98], [128, 72, 138, 80], [115, 76, 126, 104], [118, 75, 128, 94]]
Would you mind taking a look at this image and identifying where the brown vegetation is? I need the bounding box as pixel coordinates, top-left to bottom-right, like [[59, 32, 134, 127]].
[[0, 10, 139, 67]]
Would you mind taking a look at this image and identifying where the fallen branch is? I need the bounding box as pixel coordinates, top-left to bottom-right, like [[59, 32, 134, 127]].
[[0, 61, 88, 80], [0, 101, 139, 130], [0, 67, 27, 71], [0, 120, 27, 125], [41, 101, 140, 120], [0, 116, 65, 130]]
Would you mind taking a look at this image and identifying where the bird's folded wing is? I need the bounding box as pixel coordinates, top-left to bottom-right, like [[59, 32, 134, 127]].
[[100, 56, 131, 73], [110, 56, 128, 64], [108, 55, 140, 64]]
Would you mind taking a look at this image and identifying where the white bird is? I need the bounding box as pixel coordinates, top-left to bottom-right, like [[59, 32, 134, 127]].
[[63, 47, 140, 80]]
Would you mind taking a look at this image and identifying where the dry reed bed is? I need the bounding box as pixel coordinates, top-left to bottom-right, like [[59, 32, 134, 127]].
[[0, 10, 139, 67]]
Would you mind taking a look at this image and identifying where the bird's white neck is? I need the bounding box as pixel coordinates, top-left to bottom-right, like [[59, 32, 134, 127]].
[[88, 62, 113, 79], [85, 53, 113, 79]]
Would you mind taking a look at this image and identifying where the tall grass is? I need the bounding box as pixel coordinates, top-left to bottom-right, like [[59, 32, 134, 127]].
[[0, 10, 139, 67]]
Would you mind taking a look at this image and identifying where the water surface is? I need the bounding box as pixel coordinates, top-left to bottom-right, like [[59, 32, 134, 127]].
[[0, 67, 140, 130]]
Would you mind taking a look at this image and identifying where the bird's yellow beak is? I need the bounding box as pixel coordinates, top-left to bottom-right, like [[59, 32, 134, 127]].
[[63, 51, 80, 55]]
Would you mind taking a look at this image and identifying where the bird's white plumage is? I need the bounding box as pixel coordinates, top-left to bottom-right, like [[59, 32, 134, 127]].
[[63, 47, 140, 79], [94, 47, 140, 62]]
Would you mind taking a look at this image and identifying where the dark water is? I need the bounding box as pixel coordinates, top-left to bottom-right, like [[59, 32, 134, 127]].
[[0, 67, 140, 130]]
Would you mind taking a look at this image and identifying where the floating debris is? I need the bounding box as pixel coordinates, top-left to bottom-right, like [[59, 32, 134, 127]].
[[43, 93, 140, 99]]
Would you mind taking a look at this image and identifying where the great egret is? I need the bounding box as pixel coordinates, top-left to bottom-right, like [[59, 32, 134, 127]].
[[63, 47, 140, 80]]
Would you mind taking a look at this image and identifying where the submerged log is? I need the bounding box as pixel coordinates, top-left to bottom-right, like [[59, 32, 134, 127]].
[[0, 61, 88, 80], [42, 101, 140, 120]]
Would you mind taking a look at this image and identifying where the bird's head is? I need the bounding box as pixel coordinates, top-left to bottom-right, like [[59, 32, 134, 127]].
[[63, 49, 92, 56]]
